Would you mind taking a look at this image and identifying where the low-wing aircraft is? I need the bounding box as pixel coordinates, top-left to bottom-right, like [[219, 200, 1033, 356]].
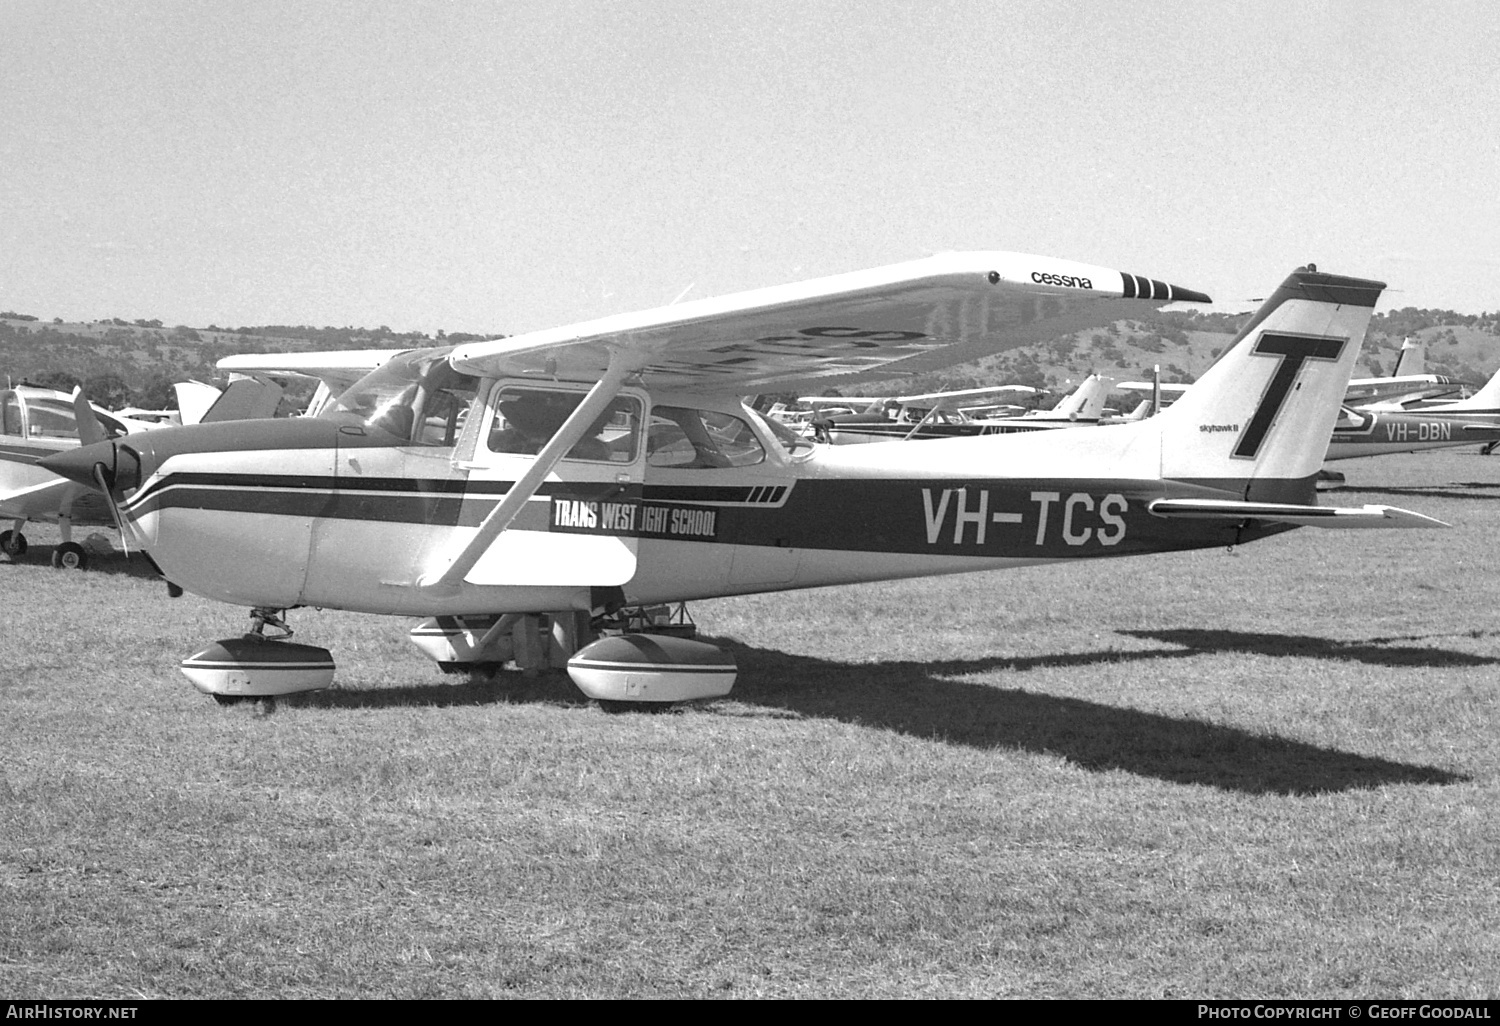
[[814, 375, 1122, 444], [42, 253, 1445, 705], [986, 373, 1115, 429], [1111, 377, 1192, 421], [1, 384, 166, 567], [1344, 337, 1475, 409], [811, 384, 1043, 444]]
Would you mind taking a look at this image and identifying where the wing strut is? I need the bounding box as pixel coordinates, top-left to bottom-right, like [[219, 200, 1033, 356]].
[[902, 401, 946, 441], [416, 350, 638, 591]]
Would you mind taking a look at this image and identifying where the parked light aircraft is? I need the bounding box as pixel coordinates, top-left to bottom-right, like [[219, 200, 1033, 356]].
[[815, 375, 1121, 444], [1, 385, 166, 567], [214, 348, 403, 419], [1328, 360, 1500, 459], [987, 373, 1115, 429], [1345, 337, 1474, 409], [42, 254, 1445, 704], [1112, 378, 1191, 421], [811, 384, 1042, 444]]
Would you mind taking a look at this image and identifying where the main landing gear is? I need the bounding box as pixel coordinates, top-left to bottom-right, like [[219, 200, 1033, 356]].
[[182, 603, 738, 710], [407, 602, 738, 708], [1, 517, 97, 570], [52, 542, 88, 570], [0, 523, 26, 558], [179, 607, 336, 704]]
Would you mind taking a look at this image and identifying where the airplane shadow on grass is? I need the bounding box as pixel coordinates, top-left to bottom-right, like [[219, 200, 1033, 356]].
[[714, 632, 1476, 797], [288, 625, 1484, 797], [1327, 480, 1500, 503]]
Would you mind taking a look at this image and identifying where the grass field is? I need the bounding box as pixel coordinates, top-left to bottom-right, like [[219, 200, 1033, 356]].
[[3, 450, 1498, 998]]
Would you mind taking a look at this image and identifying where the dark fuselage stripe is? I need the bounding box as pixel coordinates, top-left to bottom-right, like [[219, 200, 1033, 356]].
[[122, 471, 1301, 559]]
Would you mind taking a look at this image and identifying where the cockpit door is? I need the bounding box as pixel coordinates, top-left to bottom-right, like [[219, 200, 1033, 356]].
[[456, 381, 648, 587]]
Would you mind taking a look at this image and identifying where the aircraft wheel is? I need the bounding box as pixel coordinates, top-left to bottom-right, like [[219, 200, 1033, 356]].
[[598, 699, 677, 714], [52, 542, 89, 570], [211, 694, 277, 711], [0, 530, 27, 557]]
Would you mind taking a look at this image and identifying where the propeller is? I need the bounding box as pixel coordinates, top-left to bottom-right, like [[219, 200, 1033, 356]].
[[69, 388, 141, 555]]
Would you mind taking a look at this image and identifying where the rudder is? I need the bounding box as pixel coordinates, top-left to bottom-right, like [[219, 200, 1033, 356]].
[[1157, 266, 1384, 502]]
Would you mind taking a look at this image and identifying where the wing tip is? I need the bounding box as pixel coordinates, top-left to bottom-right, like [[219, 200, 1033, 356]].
[[1118, 272, 1212, 304]]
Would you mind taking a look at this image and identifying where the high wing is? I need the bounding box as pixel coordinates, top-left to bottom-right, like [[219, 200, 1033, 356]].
[[216, 348, 406, 386], [449, 252, 1209, 391]]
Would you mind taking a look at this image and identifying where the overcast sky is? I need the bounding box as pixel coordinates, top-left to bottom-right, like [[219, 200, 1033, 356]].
[[3, 0, 1497, 334]]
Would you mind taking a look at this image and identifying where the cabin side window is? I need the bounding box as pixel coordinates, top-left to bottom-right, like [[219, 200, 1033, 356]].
[[647, 406, 766, 469], [1, 392, 21, 436], [484, 386, 642, 464]]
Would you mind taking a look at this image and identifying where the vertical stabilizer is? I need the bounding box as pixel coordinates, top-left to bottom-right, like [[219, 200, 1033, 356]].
[[1391, 336, 1425, 376], [1157, 267, 1384, 501], [1044, 374, 1115, 420], [173, 381, 222, 426], [1432, 361, 1500, 412]]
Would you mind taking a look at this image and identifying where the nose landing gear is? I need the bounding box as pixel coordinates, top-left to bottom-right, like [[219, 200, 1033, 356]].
[[180, 607, 336, 703]]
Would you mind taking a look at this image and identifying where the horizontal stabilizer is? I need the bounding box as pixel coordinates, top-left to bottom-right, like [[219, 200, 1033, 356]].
[[1147, 498, 1449, 529]]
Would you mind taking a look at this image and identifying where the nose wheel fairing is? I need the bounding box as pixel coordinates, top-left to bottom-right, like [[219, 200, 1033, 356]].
[[179, 609, 336, 699]]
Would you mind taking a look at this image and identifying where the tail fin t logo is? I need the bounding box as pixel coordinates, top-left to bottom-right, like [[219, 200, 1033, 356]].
[[1233, 332, 1347, 459]]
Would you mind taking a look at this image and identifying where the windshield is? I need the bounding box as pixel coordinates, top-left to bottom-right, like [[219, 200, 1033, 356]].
[[747, 406, 816, 459], [319, 348, 478, 446]]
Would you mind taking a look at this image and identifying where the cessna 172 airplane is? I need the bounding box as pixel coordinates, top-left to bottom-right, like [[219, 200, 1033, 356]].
[[41, 252, 1445, 705]]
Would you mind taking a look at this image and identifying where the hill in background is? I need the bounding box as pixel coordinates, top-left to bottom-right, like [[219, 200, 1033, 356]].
[[836, 307, 1500, 407], [0, 313, 502, 409], [3, 305, 1497, 412]]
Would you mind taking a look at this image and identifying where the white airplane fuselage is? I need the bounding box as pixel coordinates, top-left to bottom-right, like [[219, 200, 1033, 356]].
[[100, 389, 1280, 618], [40, 263, 1442, 649]]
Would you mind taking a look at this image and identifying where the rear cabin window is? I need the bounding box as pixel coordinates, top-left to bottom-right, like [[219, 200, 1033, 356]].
[[2, 393, 21, 436], [485, 387, 642, 464], [647, 407, 766, 468]]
